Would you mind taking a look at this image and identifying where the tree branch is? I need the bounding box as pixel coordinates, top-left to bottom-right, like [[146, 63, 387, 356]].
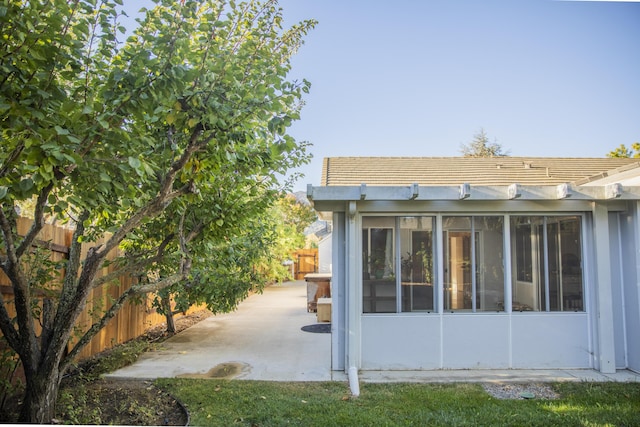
[[0, 203, 19, 268], [63, 270, 189, 370], [90, 233, 175, 290], [62, 285, 136, 370], [50, 210, 90, 342], [0, 203, 39, 361], [0, 143, 25, 179], [16, 182, 54, 259], [96, 129, 207, 259], [0, 292, 20, 351]]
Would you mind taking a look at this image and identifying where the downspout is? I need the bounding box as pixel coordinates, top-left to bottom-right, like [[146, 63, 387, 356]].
[[348, 366, 360, 397], [347, 200, 360, 397]]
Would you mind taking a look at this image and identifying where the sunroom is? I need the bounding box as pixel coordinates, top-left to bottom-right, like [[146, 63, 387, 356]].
[[308, 157, 640, 375]]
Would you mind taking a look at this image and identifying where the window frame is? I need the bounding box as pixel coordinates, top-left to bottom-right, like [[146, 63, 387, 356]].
[[359, 212, 587, 316]]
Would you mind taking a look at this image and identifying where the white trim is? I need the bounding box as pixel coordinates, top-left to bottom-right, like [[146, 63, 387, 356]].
[[592, 202, 617, 373], [504, 215, 514, 367], [346, 206, 361, 370], [309, 184, 640, 203], [615, 212, 629, 368]]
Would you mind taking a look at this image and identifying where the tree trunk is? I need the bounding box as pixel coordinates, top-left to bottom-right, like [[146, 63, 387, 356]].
[[162, 293, 176, 334], [18, 365, 61, 424]]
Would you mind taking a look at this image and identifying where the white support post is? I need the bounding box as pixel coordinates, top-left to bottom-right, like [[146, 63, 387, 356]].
[[346, 201, 361, 377], [592, 202, 617, 373]]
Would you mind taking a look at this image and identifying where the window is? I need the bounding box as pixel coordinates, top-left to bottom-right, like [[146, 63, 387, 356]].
[[362, 216, 434, 313], [443, 216, 504, 312], [360, 214, 584, 315], [399, 217, 434, 312], [511, 216, 583, 312], [362, 217, 396, 313]]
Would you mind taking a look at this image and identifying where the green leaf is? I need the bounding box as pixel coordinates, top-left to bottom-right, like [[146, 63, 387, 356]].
[[54, 125, 69, 135], [128, 157, 141, 169], [18, 178, 34, 193]]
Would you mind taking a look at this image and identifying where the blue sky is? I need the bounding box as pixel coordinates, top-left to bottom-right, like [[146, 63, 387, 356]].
[[123, 1, 640, 192], [277, 0, 640, 191]]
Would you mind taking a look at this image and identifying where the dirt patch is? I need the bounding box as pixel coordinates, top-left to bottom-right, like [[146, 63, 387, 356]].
[[1, 310, 212, 424], [55, 378, 189, 426], [483, 382, 560, 400], [177, 361, 250, 379]]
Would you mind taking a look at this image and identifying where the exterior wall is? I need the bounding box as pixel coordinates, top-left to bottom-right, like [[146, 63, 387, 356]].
[[361, 313, 590, 369], [331, 212, 346, 371], [620, 205, 640, 373], [511, 314, 590, 368], [315, 194, 640, 373], [318, 235, 332, 273], [609, 212, 627, 368]]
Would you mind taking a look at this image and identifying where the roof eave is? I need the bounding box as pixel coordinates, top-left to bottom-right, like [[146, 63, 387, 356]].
[[307, 183, 640, 203]]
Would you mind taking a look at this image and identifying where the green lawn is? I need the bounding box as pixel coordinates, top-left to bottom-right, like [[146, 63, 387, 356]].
[[156, 379, 640, 427]]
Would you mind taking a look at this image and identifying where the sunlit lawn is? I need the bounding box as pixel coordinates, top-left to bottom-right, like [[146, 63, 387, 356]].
[[157, 379, 640, 427]]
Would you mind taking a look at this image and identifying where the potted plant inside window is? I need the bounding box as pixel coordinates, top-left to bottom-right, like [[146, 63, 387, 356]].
[[401, 253, 413, 282], [370, 248, 388, 279], [416, 245, 433, 284]]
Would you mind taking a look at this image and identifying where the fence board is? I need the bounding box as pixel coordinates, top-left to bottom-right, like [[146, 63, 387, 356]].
[[1, 217, 198, 362], [293, 248, 318, 280]]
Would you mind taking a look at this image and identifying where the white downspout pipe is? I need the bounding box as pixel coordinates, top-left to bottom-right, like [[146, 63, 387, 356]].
[[348, 366, 360, 397], [347, 201, 361, 397]]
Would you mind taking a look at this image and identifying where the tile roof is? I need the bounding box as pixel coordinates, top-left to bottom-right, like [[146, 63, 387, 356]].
[[321, 157, 640, 187]]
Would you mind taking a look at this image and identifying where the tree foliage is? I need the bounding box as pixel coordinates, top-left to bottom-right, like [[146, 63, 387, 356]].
[[460, 128, 509, 157], [149, 192, 317, 330], [607, 142, 640, 158], [0, 0, 315, 422]]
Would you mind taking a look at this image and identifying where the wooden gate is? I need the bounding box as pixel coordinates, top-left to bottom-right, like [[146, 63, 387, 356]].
[[293, 249, 318, 280]]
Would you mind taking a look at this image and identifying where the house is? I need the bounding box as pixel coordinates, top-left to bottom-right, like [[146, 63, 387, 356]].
[[307, 157, 640, 377]]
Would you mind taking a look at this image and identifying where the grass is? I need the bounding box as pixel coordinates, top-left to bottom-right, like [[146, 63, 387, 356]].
[[72, 338, 155, 379], [156, 379, 640, 427]]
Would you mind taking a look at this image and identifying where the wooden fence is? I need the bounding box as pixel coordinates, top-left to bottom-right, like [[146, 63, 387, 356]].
[[0, 217, 190, 361], [293, 248, 318, 280]]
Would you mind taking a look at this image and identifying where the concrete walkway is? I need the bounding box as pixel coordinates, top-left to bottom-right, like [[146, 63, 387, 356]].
[[107, 280, 332, 381], [107, 280, 640, 384]]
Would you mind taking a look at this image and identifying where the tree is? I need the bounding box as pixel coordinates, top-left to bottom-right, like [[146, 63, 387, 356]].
[[460, 128, 509, 157], [0, 0, 315, 422], [607, 142, 640, 158], [149, 192, 317, 332], [261, 193, 318, 276]]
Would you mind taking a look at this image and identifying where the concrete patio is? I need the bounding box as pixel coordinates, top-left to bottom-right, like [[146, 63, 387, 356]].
[[107, 280, 332, 381], [107, 280, 640, 384]]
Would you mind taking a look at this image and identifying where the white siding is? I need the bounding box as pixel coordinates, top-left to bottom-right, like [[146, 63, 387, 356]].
[[361, 313, 590, 370]]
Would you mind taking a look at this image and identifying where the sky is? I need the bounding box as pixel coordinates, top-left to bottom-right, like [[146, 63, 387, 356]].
[[124, 1, 640, 192]]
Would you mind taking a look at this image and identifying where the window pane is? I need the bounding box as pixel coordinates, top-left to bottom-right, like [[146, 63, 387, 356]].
[[510, 216, 583, 312], [537, 222, 546, 311], [556, 216, 583, 311], [400, 217, 434, 312], [362, 217, 395, 313], [443, 217, 472, 311], [511, 216, 544, 311], [548, 221, 561, 311], [515, 223, 532, 282], [474, 216, 504, 312]]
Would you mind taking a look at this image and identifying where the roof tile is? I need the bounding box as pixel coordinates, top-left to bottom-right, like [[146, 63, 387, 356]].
[[321, 157, 640, 186]]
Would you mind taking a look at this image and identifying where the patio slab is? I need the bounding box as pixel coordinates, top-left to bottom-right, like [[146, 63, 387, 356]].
[[358, 368, 640, 384], [107, 280, 640, 385], [107, 280, 332, 381]]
